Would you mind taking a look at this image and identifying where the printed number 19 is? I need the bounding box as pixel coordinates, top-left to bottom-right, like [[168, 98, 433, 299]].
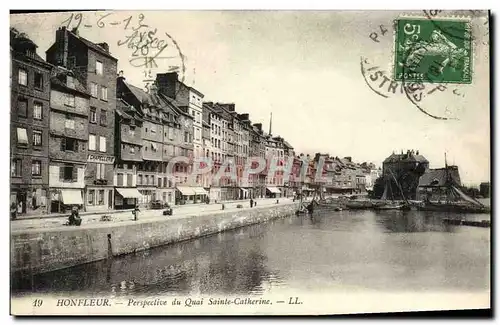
[[32, 299, 43, 307]]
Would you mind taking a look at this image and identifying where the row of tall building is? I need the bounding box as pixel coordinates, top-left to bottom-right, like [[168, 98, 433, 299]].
[[10, 26, 380, 216]]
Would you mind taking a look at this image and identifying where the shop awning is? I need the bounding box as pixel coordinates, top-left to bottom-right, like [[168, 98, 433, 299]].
[[176, 186, 196, 196], [266, 187, 281, 194], [193, 187, 208, 195], [240, 188, 248, 193], [60, 189, 83, 205], [116, 188, 142, 198]]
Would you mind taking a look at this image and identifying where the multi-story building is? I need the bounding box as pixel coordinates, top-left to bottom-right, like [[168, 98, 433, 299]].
[[46, 27, 117, 212], [10, 29, 52, 216], [48, 68, 89, 213], [113, 91, 144, 209], [252, 123, 267, 198], [203, 102, 223, 202], [382, 150, 429, 200], [416, 165, 461, 201], [156, 72, 210, 204], [216, 104, 238, 200]]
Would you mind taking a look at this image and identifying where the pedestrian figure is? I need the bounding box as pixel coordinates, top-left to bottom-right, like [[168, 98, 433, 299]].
[[68, 206, 82, 226], [132, 204, 140, 221], [254, 201, 257, 207], [221, 203, 225, 210], [10, 202, 17, 220], [276, 199, 279, 204], [250, 198, 254, 208]]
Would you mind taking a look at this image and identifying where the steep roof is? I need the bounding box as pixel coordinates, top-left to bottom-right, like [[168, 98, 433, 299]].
[[50, 70, 90, 96], [384, 152, 429, 164], [418, 166, 461, 187]]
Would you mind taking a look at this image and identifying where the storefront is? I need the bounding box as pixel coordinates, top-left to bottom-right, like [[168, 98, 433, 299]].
[[210, 187, 221, 203], [84, 154, 115, 212], [115, 187, 142, 209], [158, 189, 175, 206], [239, 188, 249, 200], [137, 187, 156, 208], [50, 188, 84, 213], [176, 186, 195, 205], [11, 185, 49, 216], [266, 186, 282, 198]]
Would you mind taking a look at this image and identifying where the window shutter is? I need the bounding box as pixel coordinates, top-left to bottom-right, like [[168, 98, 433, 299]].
[[72, 166, 78, 181], [101, 164, 106, 179], [74, 140, 79, 152], [61, 137, 66, 151], [59, 166, 64, 181]]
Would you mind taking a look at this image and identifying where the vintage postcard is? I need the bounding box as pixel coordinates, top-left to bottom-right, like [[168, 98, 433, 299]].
[[9, 10, 490, 316]]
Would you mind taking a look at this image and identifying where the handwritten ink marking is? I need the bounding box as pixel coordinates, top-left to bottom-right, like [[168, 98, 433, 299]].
[[97, 13, 113, 28], [60, 13, 83, 30], [110, 22, 121, 26], [84, 24, 93, 28]]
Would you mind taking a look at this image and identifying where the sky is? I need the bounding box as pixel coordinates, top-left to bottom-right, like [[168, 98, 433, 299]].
[[10, 10, 490, 185]]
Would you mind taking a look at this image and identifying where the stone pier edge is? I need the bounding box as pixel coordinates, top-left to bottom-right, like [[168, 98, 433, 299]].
[[11, 203, 299, 276]]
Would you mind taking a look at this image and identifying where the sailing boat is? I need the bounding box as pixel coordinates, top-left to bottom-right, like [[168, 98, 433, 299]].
[[375, 169, 411, 211], [417, 154, 490, 214]]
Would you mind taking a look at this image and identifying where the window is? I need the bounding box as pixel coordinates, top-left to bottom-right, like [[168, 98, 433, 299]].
[[61, 137, 78, 152], [90, 83, 98, 98], [184, 132, 189, 143], [17, 99, 27, 117], [127, 174, 133, 187], [150, 125, 156, 133], [65, 93, 75, 107], [60, 165, 76, 181], [89, 107, 97, 123], [96, 61, 103, 75], [100, 109, 107, 126], [96, 163, 106, 180], [33, 102, 42, 120], [128, 125, 136, 136], [117, 173, 124, 186], [137, 174, 143, 185], [88, 190, 95, 205], [101, 86, 108, 101], [16, 128, 28, 146], [31, 160, 41, 176], [11, 158, 22, 177], [66, 75, 74, 89], [88, 134, 96, 151], [99, 136, 106, 152], [130, 146, 135, 154], [64, 116, 75, 129], [18, 69, 27, 86], [98, 189, 105, 205], [34, 73, 43, 89], [33, 130, 42, 147], [157, 177, 161, 187]]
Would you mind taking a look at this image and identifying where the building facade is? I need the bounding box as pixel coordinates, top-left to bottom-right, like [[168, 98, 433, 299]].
[[10, 29, 52, 216], [48, 69, 90, 213], [47, 26, 118, 212]]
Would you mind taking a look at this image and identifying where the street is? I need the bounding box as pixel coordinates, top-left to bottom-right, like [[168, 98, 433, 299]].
[[10, 198, 295, 232]]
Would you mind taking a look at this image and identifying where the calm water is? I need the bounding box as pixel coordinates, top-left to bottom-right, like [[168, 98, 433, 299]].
[[12, 210, 490, 297]]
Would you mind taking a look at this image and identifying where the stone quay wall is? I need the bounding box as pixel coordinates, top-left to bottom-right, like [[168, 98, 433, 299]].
[[11, 203, 299, 276]]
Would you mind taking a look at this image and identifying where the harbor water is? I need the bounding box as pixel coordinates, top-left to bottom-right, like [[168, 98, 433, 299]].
[[12, 209, 490, 297]]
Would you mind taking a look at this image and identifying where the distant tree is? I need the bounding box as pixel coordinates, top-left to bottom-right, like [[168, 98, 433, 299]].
[[371, 176, 385, 199]]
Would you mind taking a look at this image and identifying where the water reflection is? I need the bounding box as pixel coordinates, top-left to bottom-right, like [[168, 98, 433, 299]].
[[12, 209, 490, 296]]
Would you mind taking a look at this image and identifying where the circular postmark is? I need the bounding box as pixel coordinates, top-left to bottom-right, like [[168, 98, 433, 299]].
[[361, 12, 488, 121], [114, 12, 187, 97]]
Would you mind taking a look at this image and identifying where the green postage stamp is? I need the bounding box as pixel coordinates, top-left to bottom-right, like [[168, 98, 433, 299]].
[[394, 18, 472, 83]]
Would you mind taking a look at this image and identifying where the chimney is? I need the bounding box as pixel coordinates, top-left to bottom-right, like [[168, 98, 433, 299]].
[[55, 27, 68, 67], [97, 42, 109, 52], [344, 156, 352, 162], [253, 123, 262, 132], [240, 113, 249, 120], [156, 72, 179, 99], [204, 101, 213, 107], [416, 150, 419, 155]]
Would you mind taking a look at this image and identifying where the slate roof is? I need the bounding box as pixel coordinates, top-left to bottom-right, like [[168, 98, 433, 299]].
[[50, 70, 90, 96], [418, 166, 461, 187]]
